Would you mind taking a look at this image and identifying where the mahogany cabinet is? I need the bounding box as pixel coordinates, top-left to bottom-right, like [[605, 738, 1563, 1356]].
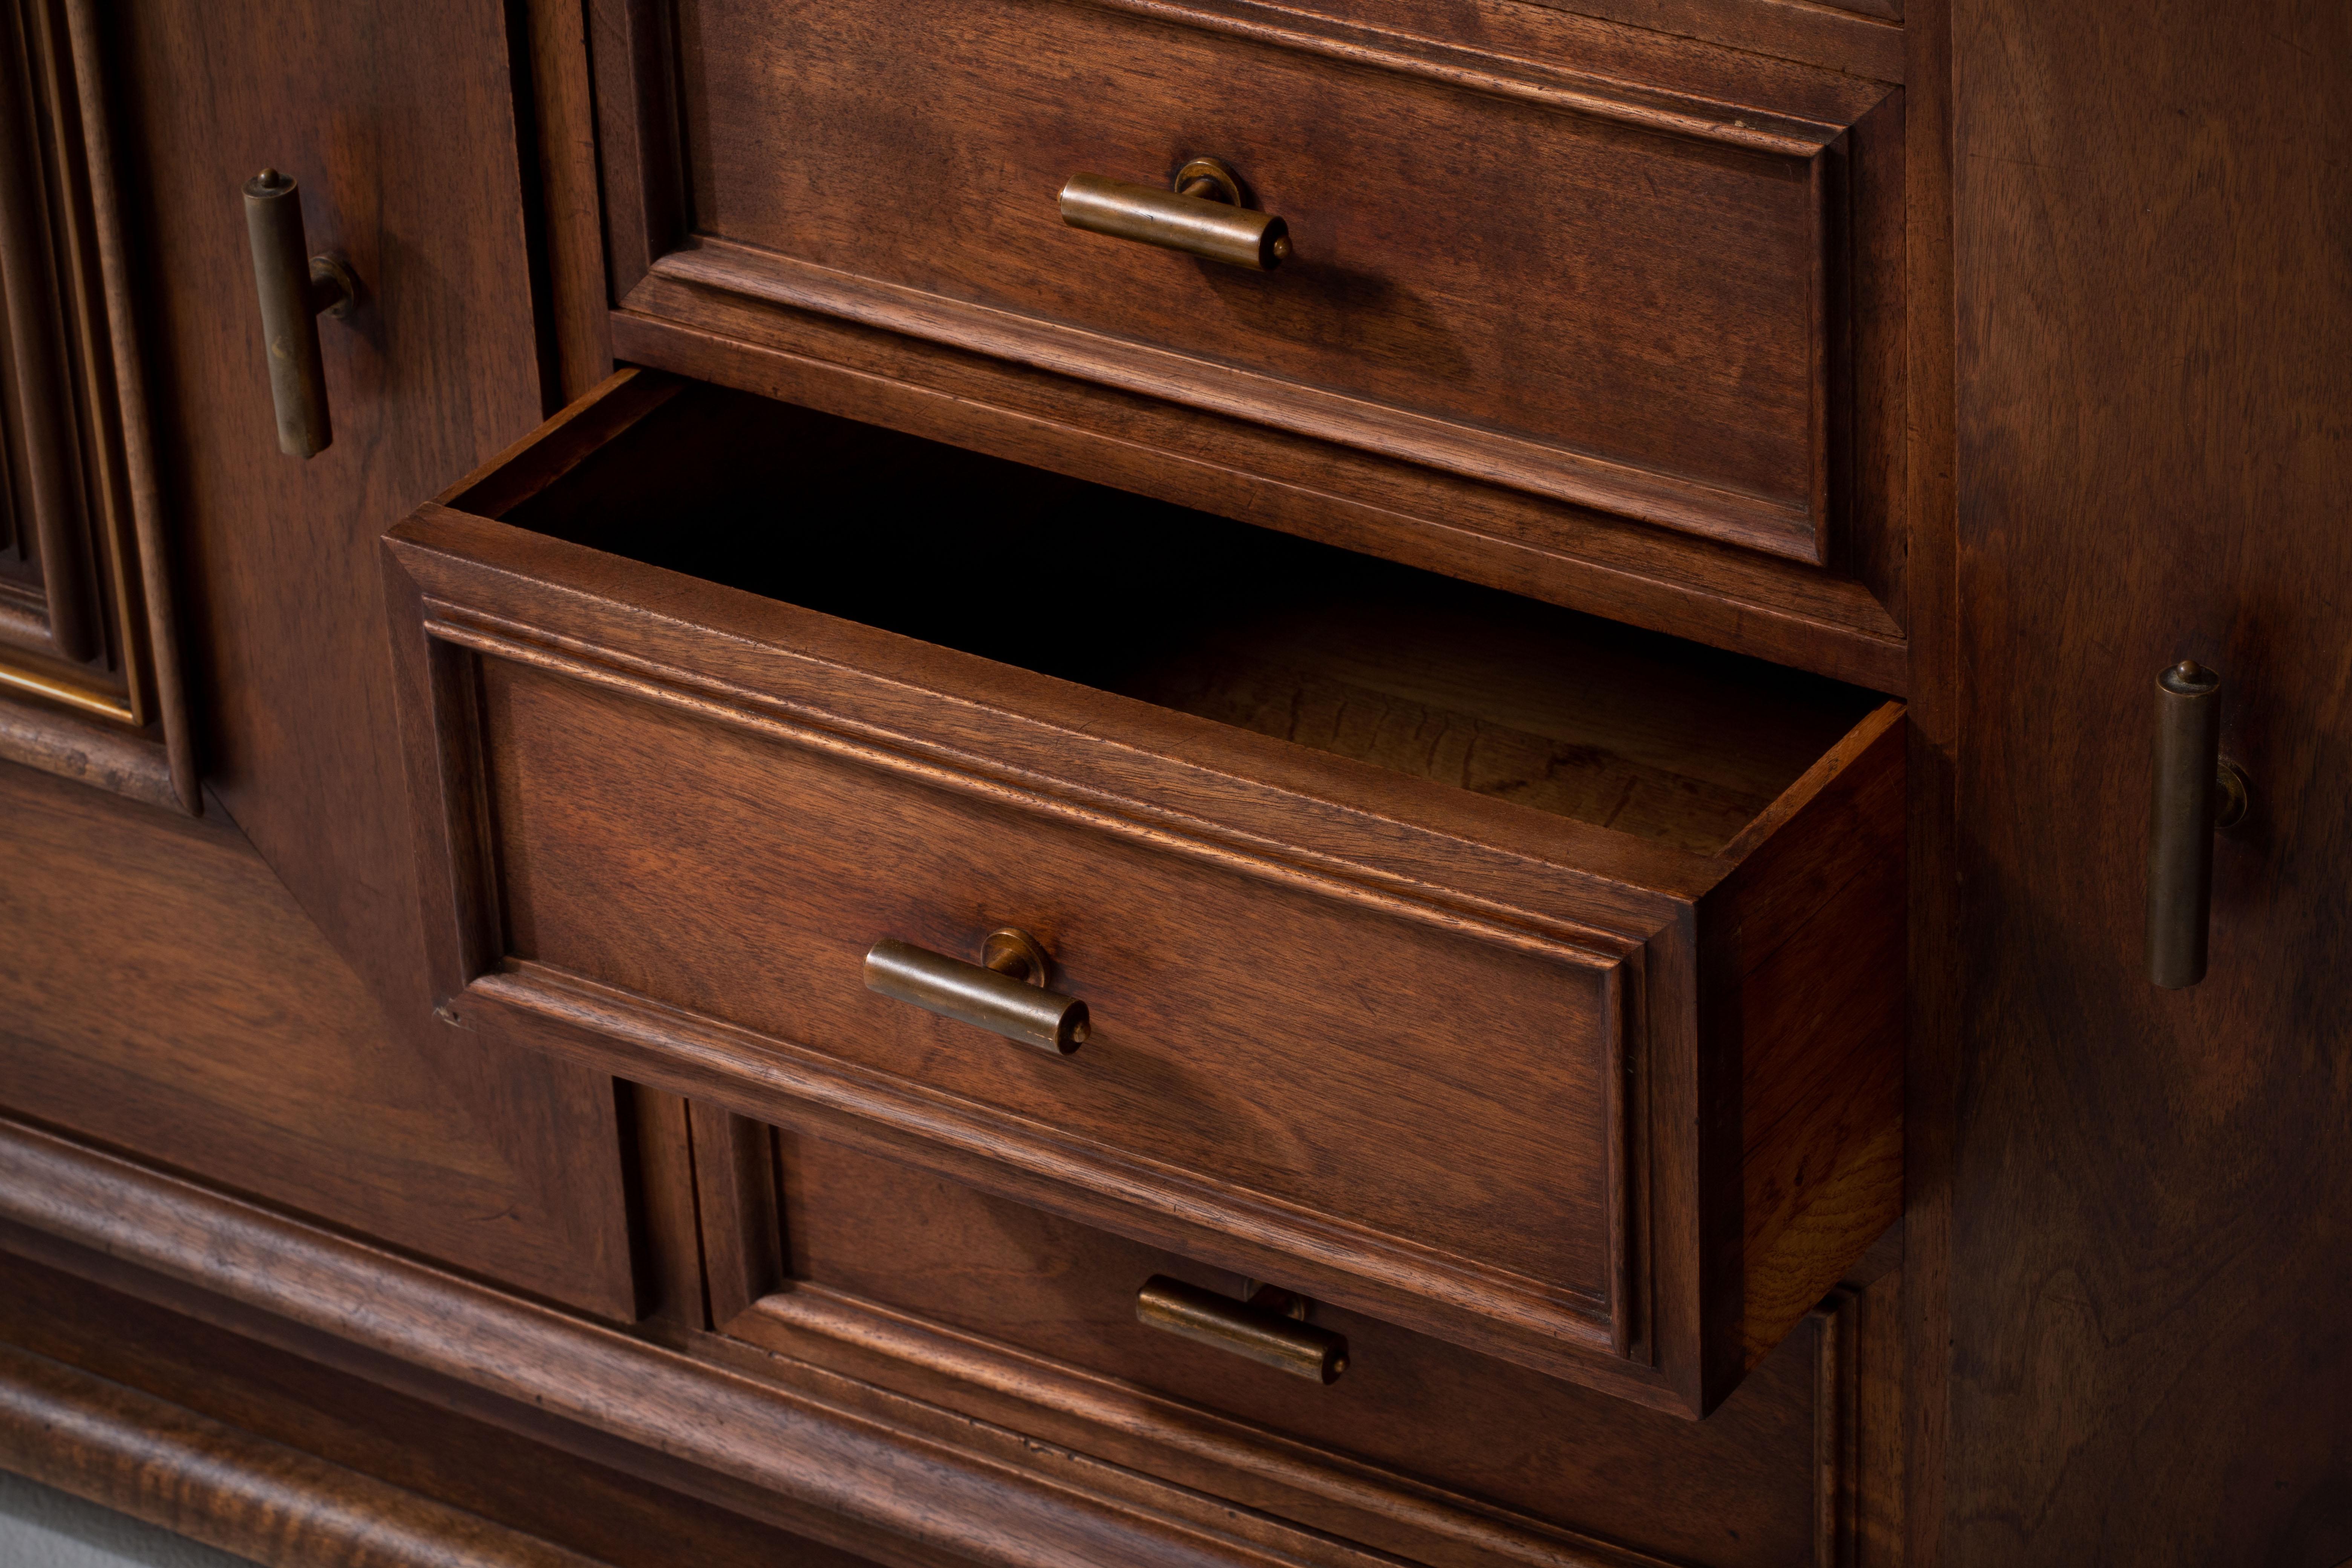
[[0, 0, 2346, 1565]]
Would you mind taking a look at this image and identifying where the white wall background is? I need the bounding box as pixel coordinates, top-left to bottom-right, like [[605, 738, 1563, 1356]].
[[0, 1472, 251, 1568]]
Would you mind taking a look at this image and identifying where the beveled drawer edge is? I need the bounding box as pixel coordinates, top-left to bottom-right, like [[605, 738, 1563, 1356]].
[[418, 599, 1655, 966], [391, 501, 1716, 922], [648, 239, 1830, 565], [721, 1282, 1683, 1568], [606, 299, 1914, 695], [459, 960, 1641, 1380]]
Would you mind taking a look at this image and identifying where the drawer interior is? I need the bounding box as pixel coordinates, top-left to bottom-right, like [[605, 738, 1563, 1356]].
[[503, 382, 1879, 856]]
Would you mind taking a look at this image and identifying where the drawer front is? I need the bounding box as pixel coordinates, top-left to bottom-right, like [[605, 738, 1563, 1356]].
[[483, 651, 1624, 1351], [621, 0, 1895, 567], [709, 1125, 1893, 1568]]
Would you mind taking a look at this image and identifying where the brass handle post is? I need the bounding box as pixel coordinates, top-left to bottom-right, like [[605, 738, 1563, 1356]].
[[1136, 1276, 1348, 1383], [864, 927, 1089, 1055], [1059, 156, 1291, 271], [241, 168, 357, 458], [2147, 659, 2249, 988]]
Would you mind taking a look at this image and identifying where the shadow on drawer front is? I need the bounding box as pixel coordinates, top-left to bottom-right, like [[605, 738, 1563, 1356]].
[[384, 369, 1904, 1416]]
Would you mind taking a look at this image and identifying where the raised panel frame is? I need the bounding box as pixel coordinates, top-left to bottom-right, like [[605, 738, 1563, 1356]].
[[571, 0, 1913, 691], [678, 1104, 1904, 1568], [0, 0, 194, 811]]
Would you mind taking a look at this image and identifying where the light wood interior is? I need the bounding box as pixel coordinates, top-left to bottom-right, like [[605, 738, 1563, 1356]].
[[504, 384, 1878, 856]]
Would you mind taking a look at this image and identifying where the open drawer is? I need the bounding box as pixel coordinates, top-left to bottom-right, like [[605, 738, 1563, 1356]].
[[383, 369, 1902, 1416]]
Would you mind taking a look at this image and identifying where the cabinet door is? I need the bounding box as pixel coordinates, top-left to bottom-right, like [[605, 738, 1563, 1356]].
[[0, 0, 634, 1318], [1935, 0, 2352, 1560]]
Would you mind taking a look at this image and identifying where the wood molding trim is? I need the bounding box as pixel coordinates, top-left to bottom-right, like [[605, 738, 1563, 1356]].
[[582, 0, 1915, 642], [0, 685, 180, 809], [0, 0, 196, 810], [1508, 0, 1901, 83], [722, 1281, 1862, 1568], [0, 1112, 1608, 1568], [0, 1336, 601, 1568], [605, 297, 1909, 695], [688, 1106, 1899, 1568]]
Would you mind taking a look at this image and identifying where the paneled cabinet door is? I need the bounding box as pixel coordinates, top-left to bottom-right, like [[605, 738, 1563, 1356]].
[[0, 0, 637, 1321]]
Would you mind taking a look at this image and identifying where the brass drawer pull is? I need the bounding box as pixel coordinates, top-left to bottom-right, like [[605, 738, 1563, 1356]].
[[864, 927, 1089, 1055], [1058, 156, 1291, 271], [1136, 1275, 1349, 1384], [2147, 660, 2250, 988], [240, 168, 358, 458]]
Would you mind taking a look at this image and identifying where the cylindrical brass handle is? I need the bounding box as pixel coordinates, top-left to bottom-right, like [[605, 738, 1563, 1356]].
[[864, 927, 1089, 1055], [242, 168, 357, 459], [1059, 156, 1291, 271], [2148, 659, 2249, 988], [1136, 1276, 1348, 1383]]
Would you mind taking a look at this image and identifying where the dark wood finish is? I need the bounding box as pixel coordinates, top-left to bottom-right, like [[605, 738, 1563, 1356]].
[[645, 0, 1882, 564], [624, 1085, 703, 1328], [517, 0, 612, 406], [688, 1100, 786, 1328], [1922, 0, 2352, 1562], [590, 0, 1911, 662], [0, 1337, 601, 1567], [381, 370, 1903, 1413], [1894, 5, 1957, 1568], [0, 0, 194, 807], [0, 1254, 885, 1568], [0, 1111, 1598, 1568], [1508, 0, 1902, 83], [1715, 705, 1906, 1369], [0, 742, 637, 1316], [609, 292, 1908, 692], [0, 688, 180, 807], [0, 0, 109, 672], [87, 0, 644, 1322], [711, 1122, 1901, 1568], [107, 0, 536, 1007], [6, 0, 2343, 1563]]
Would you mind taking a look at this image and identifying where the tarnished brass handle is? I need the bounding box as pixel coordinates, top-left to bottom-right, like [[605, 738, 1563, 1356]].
[[2148, 659, 2249, 988], [1136, 1276, 1349, 1384], [864, 927, 1089, 1055], [241, 168, 357, 459], [1058, 156, 1291, 271]]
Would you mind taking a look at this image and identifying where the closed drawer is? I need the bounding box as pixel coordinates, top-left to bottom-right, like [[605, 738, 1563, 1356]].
[[700, 1124, 1897, 1568], [386, 370, 1902, 1415], [597, 0, 1902, 574]]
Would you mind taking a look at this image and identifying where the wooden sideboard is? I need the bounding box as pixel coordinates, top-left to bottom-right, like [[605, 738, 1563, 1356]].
[[0, 0, 2344, 1565]]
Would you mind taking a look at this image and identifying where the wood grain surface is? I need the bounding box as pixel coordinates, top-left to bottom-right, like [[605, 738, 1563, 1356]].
[[608, 285, 1913, 690], [1928, 0, 2352, 1562], [0, 741, 635, 1315], [0, 1335, 603, 1568], [0, 1113, 1587, 1568], [664, 0, 1868, 560], [0, 1250, 884, 1568], [722, 1124, 1899, 1568], [383, 371, 1903, 1411], [0, 0, 194, 805], [591, 0, 1913, 646], [103, 0, 528, 1010], [84, 0, 637, 1318]]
